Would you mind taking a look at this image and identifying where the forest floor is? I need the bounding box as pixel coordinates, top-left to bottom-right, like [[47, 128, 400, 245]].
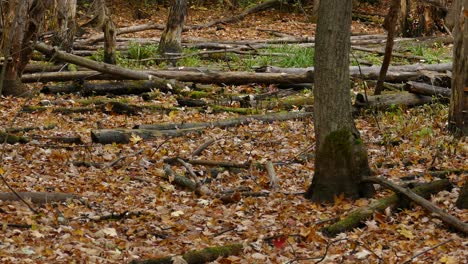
[[0, 1, 466, 263]]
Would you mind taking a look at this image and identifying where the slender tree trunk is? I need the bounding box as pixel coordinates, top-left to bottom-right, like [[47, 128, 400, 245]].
[[52, 0, 76, 52], [448, 0, 467, 136], [375, 0, 402, 95], [0, 0, 49, 96], [311, 0, 320, 23], [305, 0, 374, 203], [158, 0, 187, 56]]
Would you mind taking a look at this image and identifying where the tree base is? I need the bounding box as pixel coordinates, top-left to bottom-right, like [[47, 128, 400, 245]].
[[1, 79, 30, 97], [305, 129, 375, 203]]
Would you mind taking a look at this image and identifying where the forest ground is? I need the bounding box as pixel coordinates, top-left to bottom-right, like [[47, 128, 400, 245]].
[[0, 1, 466, 263]]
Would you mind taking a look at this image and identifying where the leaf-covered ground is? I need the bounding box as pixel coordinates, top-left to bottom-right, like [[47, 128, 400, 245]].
[[0, 1, 466, 263]]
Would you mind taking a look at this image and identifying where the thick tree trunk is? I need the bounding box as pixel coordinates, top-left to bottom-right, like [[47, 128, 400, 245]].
[[305, 0, 374, 203], [158, 0, 187, 56], [448, 0, 468, 136], [0, 0, 49, 96]]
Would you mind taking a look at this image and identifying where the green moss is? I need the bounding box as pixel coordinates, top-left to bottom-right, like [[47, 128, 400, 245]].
[[324, 129, 353, 156], [186, 91, 208, 99], [0, 132, 29, 144]]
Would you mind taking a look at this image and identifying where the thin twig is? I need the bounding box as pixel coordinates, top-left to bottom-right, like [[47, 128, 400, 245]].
[[402, 239, 454, 264], [0, 172, 38, 214]]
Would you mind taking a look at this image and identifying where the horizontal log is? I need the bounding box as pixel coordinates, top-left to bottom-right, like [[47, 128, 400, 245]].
[[404, 81, 451, 99], [364, 176, 468, 234], [34, 42, 155, 81], [136, 111, 313, 130], [257, 63, 453, 82], [94, 111, 313, 144], [355, 92, 434, 109], [0, 192, 80, 204], [41, 80, 185, 95], [324, 179, 451, 236]]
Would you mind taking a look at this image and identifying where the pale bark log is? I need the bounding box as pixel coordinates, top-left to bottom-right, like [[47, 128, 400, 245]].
[[0, 192, 80, 204], [355, 92, 434, 109], [404, 81, 451, 98], [94, 111, 313, 144]]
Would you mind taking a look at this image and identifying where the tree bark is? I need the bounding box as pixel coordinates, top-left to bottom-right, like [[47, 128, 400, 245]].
[[448, 0, 468, 136], [456, 181, 468, 209], [375, 0, 401, 95], [404, 81, 451, 99], [52, 0, 76, 52], [355, 92, 434, 109], [0, 0, 50, 96], [158, 0, 187, 56], [305, 0, 374, 203]]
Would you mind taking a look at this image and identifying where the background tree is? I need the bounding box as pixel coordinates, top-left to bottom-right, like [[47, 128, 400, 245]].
[[448, 0, 467, 137], [158, 0, 187, 57], [448, 0, 467, 209], [0, 0, 50, 96], [52, 0, 77, 52], [305, 0, 375, 202]]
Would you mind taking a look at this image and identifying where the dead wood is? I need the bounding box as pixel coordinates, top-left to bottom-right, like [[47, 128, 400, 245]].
[[34, 42, 158, 81], [23, 68, 311, 85], [354, 92, 434, 110], [404, 81, 451, 99], [77, 22, 165, 46], [258, 62, 452, 82], [130, 243, 243, 264], [165, 157, 251, 169], [191, 139, 215, 157], [5, 124, 56, 133], [93, 111, 312, 144], [0, 192, 80, 204], [41, 79, 186, 96], [323, 179, 452, 236], [363, 176, 468, 234], [136, 111, 313, 131], [0, 132, 30, 144]]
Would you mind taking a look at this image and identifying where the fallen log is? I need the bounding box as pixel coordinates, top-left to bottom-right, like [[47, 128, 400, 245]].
[[323, 179, 451, 236], [256, 63, 452, 81], [0, 132, 30, 144], [76, 23, 165, 46], [94, 111, 313, 144], [24, 69, 312, 85], [354, 92, 434, 110], [363, 176, 468, 234], [136, 111, 313, 130], [404, 81, 451, 99], [129, 243, 243, 264], [34, 42, 156, 81], [0, 192, 80, 204], [41, 79, 186, 95]]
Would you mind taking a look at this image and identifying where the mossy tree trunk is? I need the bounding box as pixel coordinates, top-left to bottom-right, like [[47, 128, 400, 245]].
[[304, 0, 374, 203], [448, 0, 467, 136], [0, 0, 50, 96], [158, 0, 187, 56]]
